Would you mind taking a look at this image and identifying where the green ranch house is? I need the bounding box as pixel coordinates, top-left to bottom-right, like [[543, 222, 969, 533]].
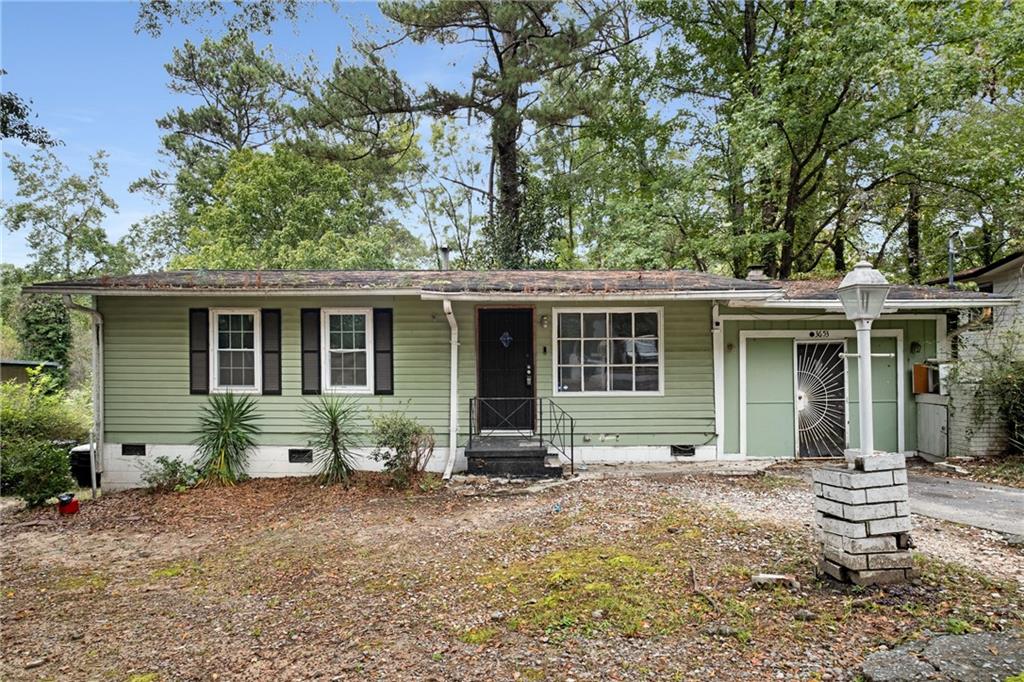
[[27, 268, 1014, 489]]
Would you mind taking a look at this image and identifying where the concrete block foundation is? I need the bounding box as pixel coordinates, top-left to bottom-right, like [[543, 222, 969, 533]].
[[813, 453, 915, 586]]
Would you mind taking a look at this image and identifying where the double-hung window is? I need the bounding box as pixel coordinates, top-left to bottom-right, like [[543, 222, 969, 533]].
[[554, 308, 662, 395], [321, 308, 374, 393], [210, 309, 261, 393]]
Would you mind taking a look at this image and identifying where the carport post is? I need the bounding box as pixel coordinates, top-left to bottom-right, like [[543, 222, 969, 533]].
[[853, 319, 874, 464]]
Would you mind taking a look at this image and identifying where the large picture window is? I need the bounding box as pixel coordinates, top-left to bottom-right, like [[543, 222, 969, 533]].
[[211, 309, 261, 393], [554, 309, 662, 394], [321, 308, 374, 393]]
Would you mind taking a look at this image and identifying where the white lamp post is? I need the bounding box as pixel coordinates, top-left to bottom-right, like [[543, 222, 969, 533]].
[[837, 261, 891, 466]]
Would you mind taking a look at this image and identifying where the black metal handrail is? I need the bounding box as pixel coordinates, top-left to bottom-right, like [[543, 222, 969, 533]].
[[467, 397, 575, 475]]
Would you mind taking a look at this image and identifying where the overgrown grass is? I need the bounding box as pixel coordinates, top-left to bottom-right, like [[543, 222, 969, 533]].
[[460, 626, 499, 644]]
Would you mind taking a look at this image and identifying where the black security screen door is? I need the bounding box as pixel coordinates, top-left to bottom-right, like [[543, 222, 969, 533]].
[[477, 308, 534, 430]]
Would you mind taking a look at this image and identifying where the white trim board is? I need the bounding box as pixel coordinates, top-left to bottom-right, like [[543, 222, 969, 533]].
[[738, 328, 904, 458], [721, 312, 949, 362], [711, 303, 725, 458], [319, 307, 375, 395], [209, 308, 262, 394]]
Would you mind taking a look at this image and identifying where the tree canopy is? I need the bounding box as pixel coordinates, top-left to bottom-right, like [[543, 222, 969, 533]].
[[4, 0, 1023, 287]]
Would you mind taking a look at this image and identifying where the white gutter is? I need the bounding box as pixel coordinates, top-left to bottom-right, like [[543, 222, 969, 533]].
[[25, 287, 423, 297], [419, 290, 780, 302], [24, 287, 784, 302], [726, 298, 1017, 310], [62, 294, 103, 499], [441, 299, 459, 480]]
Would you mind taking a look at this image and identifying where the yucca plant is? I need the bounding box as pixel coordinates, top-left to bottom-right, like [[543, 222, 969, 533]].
[[307, 395, 360, 486], [194, 393, 261, 486]]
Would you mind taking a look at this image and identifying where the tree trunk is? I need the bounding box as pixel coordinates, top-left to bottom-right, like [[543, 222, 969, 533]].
[[490, 95, 522, 266], [832, 199, 847, 273], [777, 162, 802, 279], [906, 183, 921, 283]]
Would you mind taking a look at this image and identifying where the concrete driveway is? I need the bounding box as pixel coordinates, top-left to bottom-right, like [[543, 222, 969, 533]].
[[907, 472, 1023, 536]]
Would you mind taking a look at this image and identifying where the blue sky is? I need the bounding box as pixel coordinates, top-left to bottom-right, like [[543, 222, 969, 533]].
[[1, 1, 474, 268]]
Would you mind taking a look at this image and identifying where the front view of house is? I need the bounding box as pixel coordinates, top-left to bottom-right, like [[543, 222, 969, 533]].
[[28, 269, 1013, 489]]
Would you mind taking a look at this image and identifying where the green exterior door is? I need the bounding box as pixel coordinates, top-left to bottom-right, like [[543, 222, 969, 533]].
[[848, 336, 899, 453], [744, 338, 795, 457]]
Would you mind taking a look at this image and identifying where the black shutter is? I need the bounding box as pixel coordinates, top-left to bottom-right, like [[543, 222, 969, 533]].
[[261, 309, 281, 395], [373, 308, 394, 395], [301, 308, 321, 395], [189, 308, 209, 394]]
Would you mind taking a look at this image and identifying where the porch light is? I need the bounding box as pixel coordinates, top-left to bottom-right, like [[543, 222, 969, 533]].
[[837, 261, 891, 464], [837, 261, 891, 321]]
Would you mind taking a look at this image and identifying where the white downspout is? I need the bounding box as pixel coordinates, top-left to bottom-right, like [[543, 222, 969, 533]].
[[62, 294, 103, 498], [442, 298, 459, 479]]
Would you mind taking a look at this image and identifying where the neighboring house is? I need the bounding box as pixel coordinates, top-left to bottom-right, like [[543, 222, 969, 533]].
[[26, 269, 1013, 489], [0, 359, 60, 384], [930, 252, 1024, 457]]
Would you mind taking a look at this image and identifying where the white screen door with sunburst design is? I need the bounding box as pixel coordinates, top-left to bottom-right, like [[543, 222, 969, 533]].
[[795, 341, 847, 457]]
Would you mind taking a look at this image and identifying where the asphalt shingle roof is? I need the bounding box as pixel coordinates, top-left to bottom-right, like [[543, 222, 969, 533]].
[[23, 269, 1011, 305], [25, 269, 777, 295]]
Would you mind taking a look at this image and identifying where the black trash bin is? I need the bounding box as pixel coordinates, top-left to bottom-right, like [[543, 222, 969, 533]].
[[68, 444, 100, 488]]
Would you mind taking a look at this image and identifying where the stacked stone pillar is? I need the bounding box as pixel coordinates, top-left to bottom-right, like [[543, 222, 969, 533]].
[[813, 452, 914, 586]]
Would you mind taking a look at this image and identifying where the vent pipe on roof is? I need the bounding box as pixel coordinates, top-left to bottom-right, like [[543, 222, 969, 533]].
[[746, 264, 768, 281], [439, 245, 451, 271]]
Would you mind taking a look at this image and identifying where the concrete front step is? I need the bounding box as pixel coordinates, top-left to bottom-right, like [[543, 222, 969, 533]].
[[465, 437, 563, 478]]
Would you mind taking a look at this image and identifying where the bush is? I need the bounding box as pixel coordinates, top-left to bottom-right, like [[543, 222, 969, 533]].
[[194, 393, 261, 485], [369, 412, 434, 489], [0, 370, 86, 505], [986, 358, 1024, 453], [139, 456, 199, 493], [968, 333, 1024, 454], [306, 396, 359, 486], [0, 369, 89, 445], [0, 438, 75, 506]]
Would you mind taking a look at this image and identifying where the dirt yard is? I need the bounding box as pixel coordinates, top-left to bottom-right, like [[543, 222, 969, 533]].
[[2, 472, 1021, 681]]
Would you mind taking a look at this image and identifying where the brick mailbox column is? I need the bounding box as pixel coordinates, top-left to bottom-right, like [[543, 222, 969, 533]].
[[812, 453, 914, 586]]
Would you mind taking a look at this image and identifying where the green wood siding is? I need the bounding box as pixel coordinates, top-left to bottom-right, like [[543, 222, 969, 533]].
[[100, 295, 453, 445], [101, 296, 717, 449], [452, 300, 715, 447]]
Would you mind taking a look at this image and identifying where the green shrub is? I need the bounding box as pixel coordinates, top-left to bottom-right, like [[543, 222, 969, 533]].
[[139, 456, 199, 493], [194, 393, 261, 485], [988, 358, 1024, 453], [0, 438, 74, 506], [1, 370, 86, 505], [0, 369, 89, 446], [970, 339, 1024, 454], [369, 412, 434, 489], [306, 395, 359, 486]]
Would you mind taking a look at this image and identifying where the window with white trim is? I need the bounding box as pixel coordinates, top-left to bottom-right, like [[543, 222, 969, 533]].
[[211, 309, 261, 392], [554, 309, 662, 394], [322, 309, 373, 392]]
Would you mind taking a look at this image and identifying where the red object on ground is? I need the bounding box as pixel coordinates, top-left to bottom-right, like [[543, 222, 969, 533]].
[[57, 495, 79, 515]]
